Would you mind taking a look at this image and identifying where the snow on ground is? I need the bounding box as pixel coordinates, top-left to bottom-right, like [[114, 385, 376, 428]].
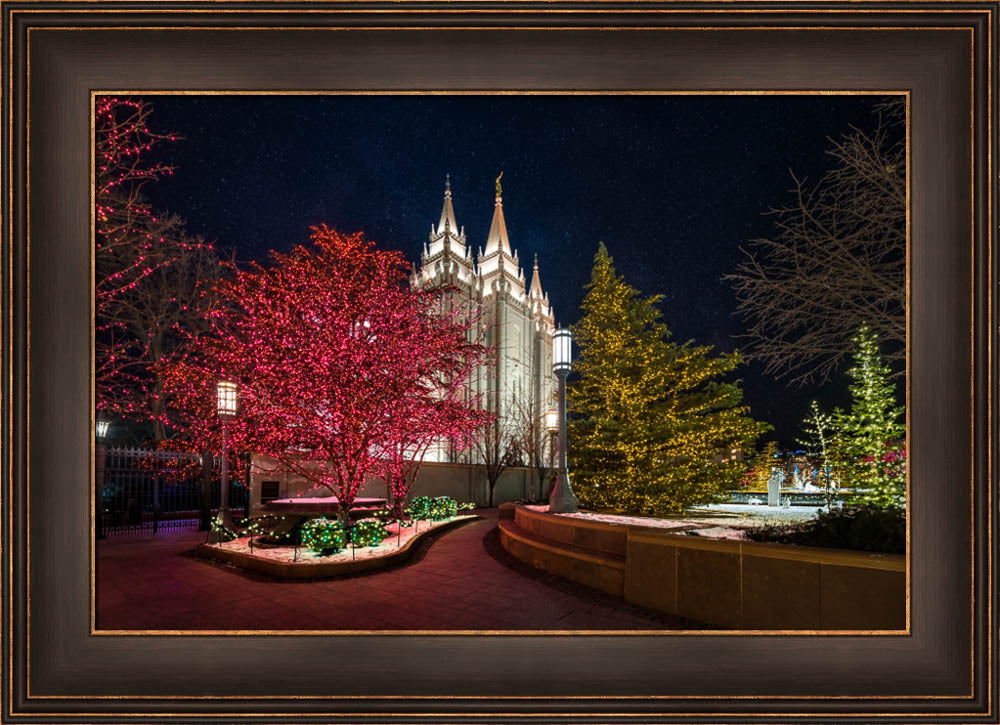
[[524, 506, 696, 531], [688, 503, 824, 525], [210, 515, 476, 565], [523, 503, 823, 540]]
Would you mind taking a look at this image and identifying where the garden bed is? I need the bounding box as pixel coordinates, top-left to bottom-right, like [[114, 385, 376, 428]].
[[196, 515, 477, 579]]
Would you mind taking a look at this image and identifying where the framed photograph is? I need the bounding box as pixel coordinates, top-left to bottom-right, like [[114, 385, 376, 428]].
[[4, 1, 995, 722]]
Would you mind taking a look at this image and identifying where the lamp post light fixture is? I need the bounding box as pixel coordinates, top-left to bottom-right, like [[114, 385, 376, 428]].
[[95, 415, 110, 540], [549, 328, 579, 513], [216, 381, 238, 532]]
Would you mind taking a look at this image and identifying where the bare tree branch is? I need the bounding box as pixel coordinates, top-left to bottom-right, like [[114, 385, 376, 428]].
[[723, 98, 906, 386]]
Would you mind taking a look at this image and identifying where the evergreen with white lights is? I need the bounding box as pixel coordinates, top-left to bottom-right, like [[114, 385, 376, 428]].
[[835, 323, 906, 507], [798, 401, 837, 506]]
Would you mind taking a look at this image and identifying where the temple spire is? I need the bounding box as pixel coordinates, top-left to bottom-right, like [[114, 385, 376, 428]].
[[437, 174, 458, 235], [484, 175, 512, 257], [529, 253, 544, 298]]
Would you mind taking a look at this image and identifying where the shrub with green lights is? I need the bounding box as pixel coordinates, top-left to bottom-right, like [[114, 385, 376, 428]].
[[405, 496, 434, 520], [352, 518, 389, 547], [428, 496, 458, 520], [209, 514, 239, 543], [406, 496, 475, 522], [373, 505, 413, 528], [243, 514, 299, 544], [300, 517, 346, 555]]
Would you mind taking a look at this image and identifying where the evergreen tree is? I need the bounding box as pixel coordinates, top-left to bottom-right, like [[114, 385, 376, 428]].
[[568, 243, 770, 515], [835, 323, 905, 507]]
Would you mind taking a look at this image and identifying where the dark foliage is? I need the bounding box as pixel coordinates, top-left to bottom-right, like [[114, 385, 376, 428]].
[[744, 504, 905, 554]]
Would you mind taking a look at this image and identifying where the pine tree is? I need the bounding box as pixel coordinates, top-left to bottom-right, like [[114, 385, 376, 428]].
[[835, 323, 905, 507], [568, 243, 770, 516]]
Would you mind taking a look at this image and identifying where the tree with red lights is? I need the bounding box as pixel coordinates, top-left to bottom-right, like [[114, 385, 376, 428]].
[[166, 226, 491, 523], [96, 97, 178, 309], [96, 96, 223, 441]]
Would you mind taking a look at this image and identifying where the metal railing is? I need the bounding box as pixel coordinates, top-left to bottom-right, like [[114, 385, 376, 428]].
[[99, 446, 248, 536], [727, 490, 857, 507]]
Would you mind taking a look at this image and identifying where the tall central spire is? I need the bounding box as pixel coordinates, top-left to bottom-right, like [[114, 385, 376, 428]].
[[484, 175, 512, 257]]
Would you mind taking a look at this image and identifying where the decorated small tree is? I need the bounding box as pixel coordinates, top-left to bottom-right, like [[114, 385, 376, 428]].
[[798, 401, 838, 507], [569, 243, 770, 515], [835, 324, 905, 507], [742, 440, 779, 493]]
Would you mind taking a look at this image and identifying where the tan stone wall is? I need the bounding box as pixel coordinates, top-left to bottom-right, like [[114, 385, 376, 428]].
[[250, 455, 541, 509], [499, 515, 625, 596], [504, 505, 906, 631], [512, 505, 627, 557]]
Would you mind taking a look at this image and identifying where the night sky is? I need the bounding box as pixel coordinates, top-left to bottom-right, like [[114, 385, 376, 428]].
[[137, 94, 901, 446]]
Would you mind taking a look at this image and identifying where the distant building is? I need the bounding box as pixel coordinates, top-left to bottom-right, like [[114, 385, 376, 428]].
[[411, 176, 558, 463]]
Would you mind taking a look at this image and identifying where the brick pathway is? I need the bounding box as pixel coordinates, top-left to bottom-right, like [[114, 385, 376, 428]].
[[97, 508, 711, 631]]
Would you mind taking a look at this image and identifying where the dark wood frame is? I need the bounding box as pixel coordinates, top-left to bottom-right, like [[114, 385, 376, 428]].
[[3, 2, 996, 722]]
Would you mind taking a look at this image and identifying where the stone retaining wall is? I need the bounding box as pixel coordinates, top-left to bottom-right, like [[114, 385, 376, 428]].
[[500, 505, 906, 631], [251, 457, 539, 510]]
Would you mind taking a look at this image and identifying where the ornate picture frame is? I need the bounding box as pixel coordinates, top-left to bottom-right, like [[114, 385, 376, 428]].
[[3, 2, 995, 722]]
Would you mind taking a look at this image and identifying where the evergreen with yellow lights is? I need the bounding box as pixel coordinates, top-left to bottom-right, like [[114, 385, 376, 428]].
[[568, 243, 770, 515]]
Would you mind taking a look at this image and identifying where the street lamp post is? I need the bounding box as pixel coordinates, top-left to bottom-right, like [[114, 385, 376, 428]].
[[544, 409, 558, 499], [216, 381, 238, 530], [95, 417, 110, 540], [548, 328, 578, 513]]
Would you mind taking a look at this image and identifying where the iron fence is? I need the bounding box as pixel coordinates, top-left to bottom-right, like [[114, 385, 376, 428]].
[[99, 446, 249, 536], [727, 490, 857, 507]]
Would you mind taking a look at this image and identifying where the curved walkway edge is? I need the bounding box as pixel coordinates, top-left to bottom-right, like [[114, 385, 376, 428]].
[[96, 508, 712, 631], [196, 516, 476, 579]]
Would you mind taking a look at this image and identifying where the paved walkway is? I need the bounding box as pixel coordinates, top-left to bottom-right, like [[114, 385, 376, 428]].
[[97, 509, 711, 631]]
